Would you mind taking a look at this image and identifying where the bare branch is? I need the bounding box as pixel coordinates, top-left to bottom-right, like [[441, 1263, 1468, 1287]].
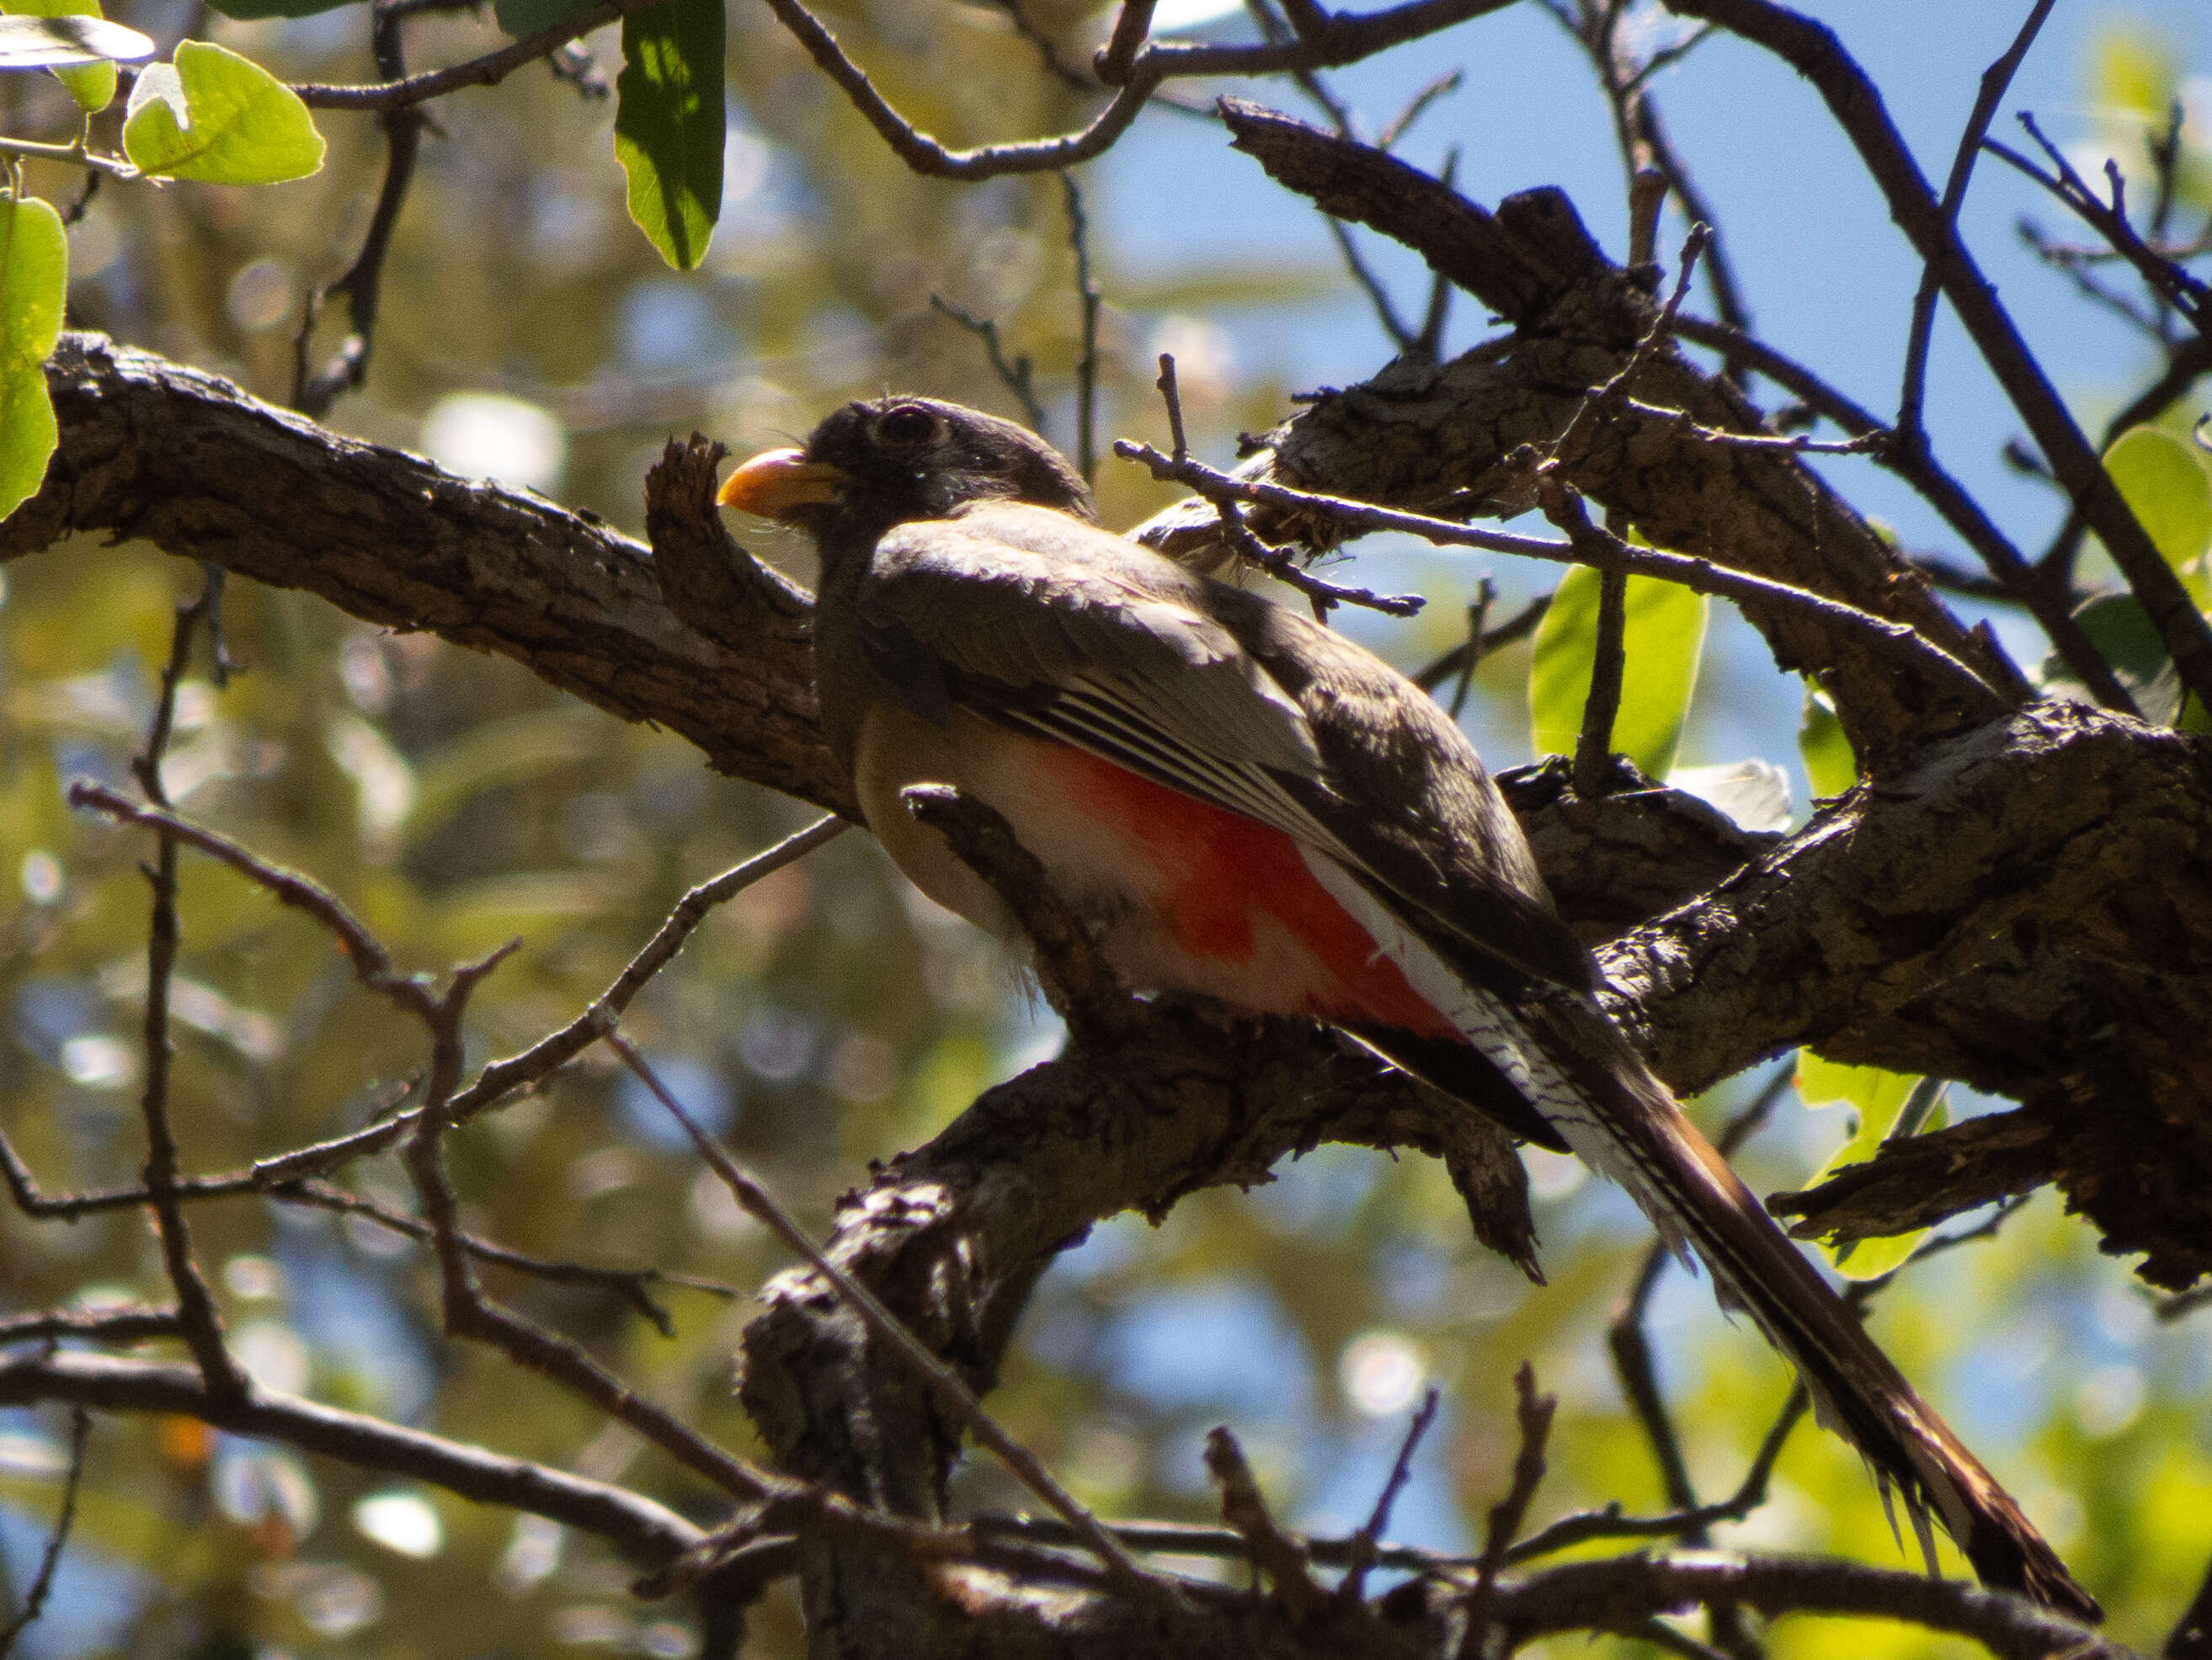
[[612, 1030, 1178, 1604], [1666, 0, 2212, 710], [1896, 0, 2059, 439], [0, 1349, 704, 1560], [1113, 439, 2007, 716], [1338, 1387, 1440, 1602], [0, 1407, 88, 1660], [292, 0, 664, 109], [758, 0, 1518, 180]]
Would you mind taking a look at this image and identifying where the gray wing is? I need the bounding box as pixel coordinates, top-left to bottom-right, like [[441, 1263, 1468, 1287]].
[[861, 501, 1596, 998], [861, 503, 1349, 848]]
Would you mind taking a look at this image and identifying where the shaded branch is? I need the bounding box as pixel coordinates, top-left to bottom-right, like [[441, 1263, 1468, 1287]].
[[0, 1349, 705, 1560]]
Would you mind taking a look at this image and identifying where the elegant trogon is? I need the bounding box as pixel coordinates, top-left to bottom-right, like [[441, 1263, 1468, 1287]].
[[717, 395, 2093, 1618]]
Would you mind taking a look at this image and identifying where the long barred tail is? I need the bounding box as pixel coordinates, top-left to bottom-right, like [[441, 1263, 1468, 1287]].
[[1498, 992, 2096, 1620], [1293, 845, 2094, 1615]]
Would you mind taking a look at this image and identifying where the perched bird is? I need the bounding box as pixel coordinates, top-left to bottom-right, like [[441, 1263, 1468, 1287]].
[[718, 395, 2093, 1617]]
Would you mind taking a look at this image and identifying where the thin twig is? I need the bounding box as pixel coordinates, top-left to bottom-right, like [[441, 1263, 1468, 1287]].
[[292, 0, 663, 109], [759, 0, 1521, 180], [404, 962, 771, 1498], [61, 797, 845, 1184], [1339, 1386, 1440, 1602], [1414, 589, 1544, 695], [1206, 1425, 1325, 1615], [1666, 0, 2212, 709], [1330, 216, 1419, 352], [0, 1306, 184, 1348], [1986, 115, 2209, 328], [1064, 172, 1103, 483], [1113, 441, 2006, 715], [282, 1178, 740, 1336], [0, 1407, 88, 1660], [1157, 353, 1188, 461], [1447, 577, 1498, 716], [1147, 359, 1423, 618], [128, 581, 247, 1401], [609, 1030, 1178, 1604], [1672, 312, 2129, 710], [1412, 154, 1458, 359], [1377, 68, 1462, 151], [1896, 0, 2058, 440], [294, 4, 423, 415], [1459, 1364, 1555, 1657], [1548, 222, 1710, 466], [930, 296, 1046, 434], [1573, 566, 1628, 800]]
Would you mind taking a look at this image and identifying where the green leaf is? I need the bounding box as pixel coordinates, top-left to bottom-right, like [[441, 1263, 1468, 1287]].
[[0, 8, 148, 84], [493, 0, 596, 40], [203, 0, 356, 22], [1794, 1055, 1945, 1280], [1529, 566, 1707, 777], [122, 40, 326, 185], [0, 194, 67, 523], [1798, 684, 1856, 798], [2071, 591, 2183, 723], [613, 0, 723, 270], [2104, 424, 2212, 604]]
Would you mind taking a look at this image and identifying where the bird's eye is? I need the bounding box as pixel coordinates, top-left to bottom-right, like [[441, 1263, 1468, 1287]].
[[872, 404, 941, 448]]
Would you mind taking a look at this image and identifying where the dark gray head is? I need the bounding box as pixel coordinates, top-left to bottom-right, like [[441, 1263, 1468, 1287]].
[[717, 396, 1095, 558]]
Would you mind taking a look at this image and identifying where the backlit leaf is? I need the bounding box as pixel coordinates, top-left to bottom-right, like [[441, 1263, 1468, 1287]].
[[0, 194, 66, 523], [122, 40, 326, 185], [1794, 1056, 1944, 1280], [1530, 565, 1706, 777], [2104, 424, 2212, 604], [613, 0, 723, 270], [1799, 684, 1856, 798], [0, 8, 148, 71]]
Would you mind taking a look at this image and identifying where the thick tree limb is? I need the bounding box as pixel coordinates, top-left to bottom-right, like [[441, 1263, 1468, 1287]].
[[1607, 702, 2212, 1288], [9, 341, 2209, 1280], [5, 335, 845, 814]]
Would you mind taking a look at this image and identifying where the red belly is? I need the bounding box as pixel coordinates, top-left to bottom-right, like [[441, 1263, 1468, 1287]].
[[1035, 743, 1462, 1041]]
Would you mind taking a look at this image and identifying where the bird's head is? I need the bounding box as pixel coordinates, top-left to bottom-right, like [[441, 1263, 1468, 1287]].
[[717, 397, 1095, 558]]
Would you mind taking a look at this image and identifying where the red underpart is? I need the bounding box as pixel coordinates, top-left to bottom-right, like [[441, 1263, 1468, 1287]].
[[1037, 743, 1463, 1042]]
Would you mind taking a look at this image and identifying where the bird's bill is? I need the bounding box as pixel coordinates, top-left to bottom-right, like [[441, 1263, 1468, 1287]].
[[716, 449, 848, 520]]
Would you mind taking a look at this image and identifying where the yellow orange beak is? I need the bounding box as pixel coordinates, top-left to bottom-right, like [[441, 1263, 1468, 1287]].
[[716, 448, 847, 521]]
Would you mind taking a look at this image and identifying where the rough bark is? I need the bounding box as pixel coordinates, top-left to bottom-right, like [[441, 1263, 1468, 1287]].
[[3, 334, 845, 815]]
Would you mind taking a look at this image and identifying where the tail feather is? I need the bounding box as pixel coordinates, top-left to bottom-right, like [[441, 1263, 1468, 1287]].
[[1514, 992, 2098, 1621], [1293, 840, 2096, 1616]]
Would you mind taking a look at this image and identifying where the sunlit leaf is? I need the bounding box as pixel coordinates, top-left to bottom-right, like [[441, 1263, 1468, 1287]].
[[0, 194, 66, 524], [1794, 1055, 1943, 1280], [1529, 565, 1706, 777], [122, 40, 326, 185], [2104, 424, 2212, 604], [0, 8, 148, 70], [613, 0, 723, 270], [1799, 684, 1856, 798], [0, 0, 144, 108]]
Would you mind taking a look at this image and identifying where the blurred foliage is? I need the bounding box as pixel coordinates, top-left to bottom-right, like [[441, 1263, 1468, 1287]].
[[0, 3, 2208, 1658]]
